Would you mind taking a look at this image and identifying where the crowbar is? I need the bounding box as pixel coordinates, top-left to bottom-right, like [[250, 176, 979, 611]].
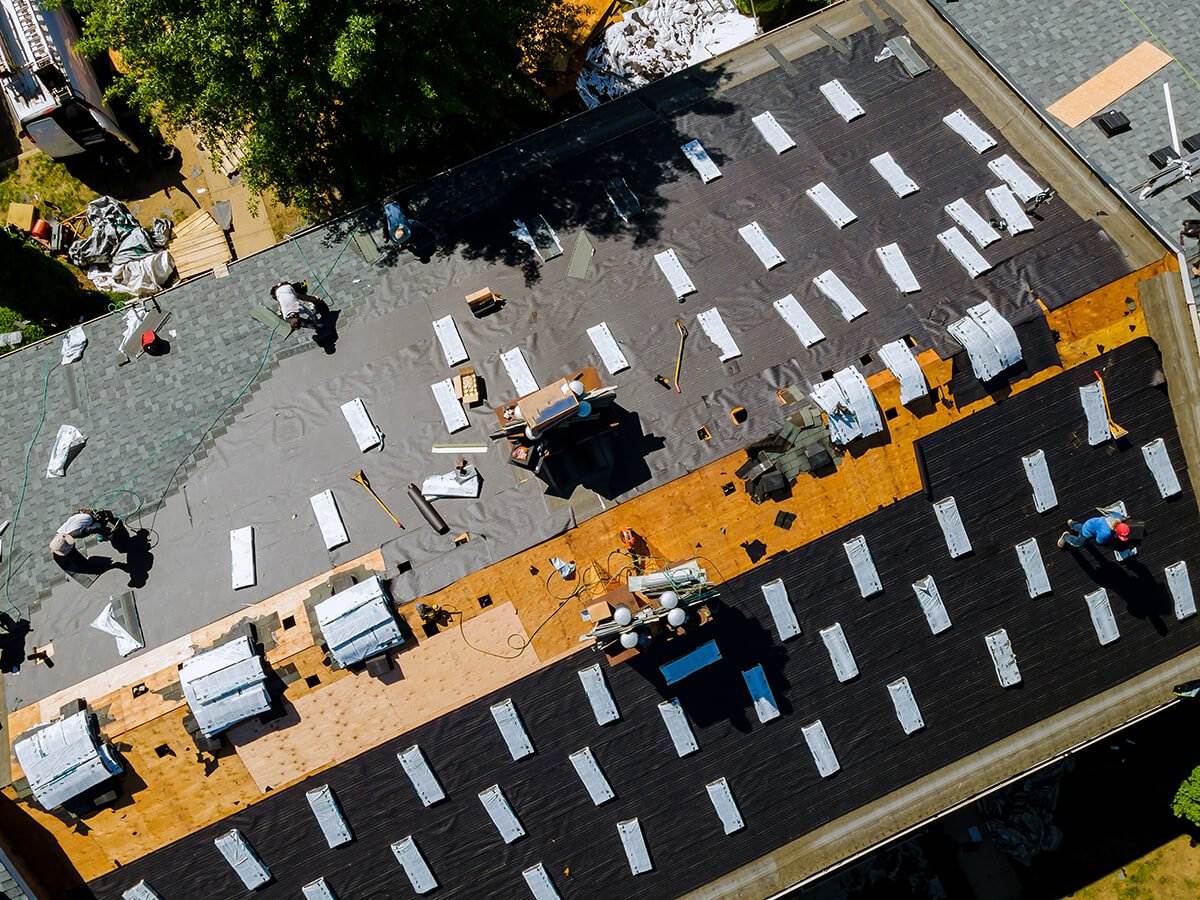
[[673, 318, 688, 393], [350, 469, 404, 528]]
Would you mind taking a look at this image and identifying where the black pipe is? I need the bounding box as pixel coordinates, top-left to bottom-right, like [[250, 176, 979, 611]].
[[407, 483, 448, 534]]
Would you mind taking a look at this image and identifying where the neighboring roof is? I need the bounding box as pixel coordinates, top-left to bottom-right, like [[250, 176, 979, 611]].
[[933, 0, 1200, 240], [0, 845, 34, 900], [1, 5, 1132, 712], [12, 710, 121, 810], [86, 337, 1200, 898]]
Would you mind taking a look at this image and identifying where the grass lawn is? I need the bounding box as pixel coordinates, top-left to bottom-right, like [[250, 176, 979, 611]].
[[0, 153, 98, 223]]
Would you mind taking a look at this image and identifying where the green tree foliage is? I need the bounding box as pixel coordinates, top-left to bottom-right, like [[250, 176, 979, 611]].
[[1172, 764, 1200, 828], [72, 0, 577, 217]]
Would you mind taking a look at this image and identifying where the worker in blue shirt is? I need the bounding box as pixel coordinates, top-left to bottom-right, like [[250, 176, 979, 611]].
[[1057, 514, 1131, 549]]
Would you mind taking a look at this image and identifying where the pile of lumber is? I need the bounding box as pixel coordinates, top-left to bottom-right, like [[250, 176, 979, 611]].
[[169, 209, 233, 281]]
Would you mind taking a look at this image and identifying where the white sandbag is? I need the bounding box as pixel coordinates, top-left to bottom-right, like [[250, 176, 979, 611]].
[[46, 424, 86, 478], [60, 326, 87, 365]]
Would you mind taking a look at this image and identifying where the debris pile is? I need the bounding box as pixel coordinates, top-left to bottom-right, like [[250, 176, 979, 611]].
[[67, 196, 176, 297], [979, 764, 1067, 866], [577, 0, 757, 108]]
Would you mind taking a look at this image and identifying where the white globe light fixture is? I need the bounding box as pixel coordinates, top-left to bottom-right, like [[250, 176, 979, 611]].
[[619, 631, 639, 649], [659, 590, 679, 610], [667, 607, 686, 627], [613, 604, 633, 626]]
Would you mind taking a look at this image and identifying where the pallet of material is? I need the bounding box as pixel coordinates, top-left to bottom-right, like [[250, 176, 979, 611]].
[[169, 209, 234, 281]]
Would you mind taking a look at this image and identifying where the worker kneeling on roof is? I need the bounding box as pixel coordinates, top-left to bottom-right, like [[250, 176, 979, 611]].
[[49, 508, 126, 566], [271, 282, 329, 332], [1057, 512, 1131, 550]]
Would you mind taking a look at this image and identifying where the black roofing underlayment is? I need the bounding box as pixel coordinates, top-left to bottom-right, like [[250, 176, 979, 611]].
[[88, 338, 1200, 899]]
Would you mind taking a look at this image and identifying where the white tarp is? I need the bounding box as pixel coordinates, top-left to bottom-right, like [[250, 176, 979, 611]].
[[87, 250, 175, 298], [14, 710, 123, 809], [91, 600, 144, 657], [577, 0, 757, 107], [179, 635, 272, 737], [46, 424, 86, 478], [315, 574, 404, 668]]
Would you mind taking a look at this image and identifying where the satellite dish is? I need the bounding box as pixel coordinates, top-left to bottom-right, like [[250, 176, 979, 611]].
[[619, 631, 639, 649], [667, 608, 686, 627], [613, 604, 633, 626], [659, 590, 679, 610]]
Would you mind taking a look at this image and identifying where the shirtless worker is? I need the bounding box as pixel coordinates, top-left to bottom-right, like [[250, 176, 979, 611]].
[[270, 282, 329, 333]]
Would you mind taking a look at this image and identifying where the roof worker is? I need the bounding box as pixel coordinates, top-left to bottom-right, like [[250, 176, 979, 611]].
[[1057, 512, 1131, 550], [384, 200, 421, 248], [49, 508, 121, 564], [270, 282, 329, 333]]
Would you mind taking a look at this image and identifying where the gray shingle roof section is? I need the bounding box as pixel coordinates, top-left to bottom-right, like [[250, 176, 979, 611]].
[[932, 0, 1200, 238]]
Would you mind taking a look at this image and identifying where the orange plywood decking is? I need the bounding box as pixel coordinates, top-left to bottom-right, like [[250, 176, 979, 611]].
[[0, 255, 1172, 880], [228, 601, 542, 791]]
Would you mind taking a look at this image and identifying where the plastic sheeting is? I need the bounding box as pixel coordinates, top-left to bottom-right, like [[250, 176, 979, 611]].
[[87, 251, 176, 298], [179, 636, 272, 737], [60, 325, 87, 365], [577, 0, 757, 107], [91, 600, 144, 657], [314, 575, 404, 668], [14, 711, 122, 810]]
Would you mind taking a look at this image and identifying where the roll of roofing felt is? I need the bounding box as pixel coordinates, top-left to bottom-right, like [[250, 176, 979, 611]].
[[407, 483, 448, 534]]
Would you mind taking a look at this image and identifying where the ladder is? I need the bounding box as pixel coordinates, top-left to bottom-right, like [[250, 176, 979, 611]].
[[13, 0, 53, 70]]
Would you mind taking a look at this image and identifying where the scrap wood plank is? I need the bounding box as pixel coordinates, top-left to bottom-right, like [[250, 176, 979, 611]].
[[170, 209, 233, 280], [1047, 42, 1173, 128]]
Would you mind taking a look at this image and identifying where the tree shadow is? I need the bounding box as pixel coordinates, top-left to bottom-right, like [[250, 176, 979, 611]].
[[316, 64, 738, 285], [0, 793, 88, 897], [0, 230, 110, 333]]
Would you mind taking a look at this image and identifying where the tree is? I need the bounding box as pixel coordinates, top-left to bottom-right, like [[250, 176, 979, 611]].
[[71, 0, 580, 218], [1172, 764, 1200, 829]]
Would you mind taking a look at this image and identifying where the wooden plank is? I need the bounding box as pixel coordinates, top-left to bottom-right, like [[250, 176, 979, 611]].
[[1047, 42, 1173, 128]]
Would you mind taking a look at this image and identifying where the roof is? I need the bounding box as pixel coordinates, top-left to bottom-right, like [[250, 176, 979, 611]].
[[933, 0, 1200, 240], [0, 0, 1132, 712], [86, 337, 1200, 898], [4, 0, 1200, 895]]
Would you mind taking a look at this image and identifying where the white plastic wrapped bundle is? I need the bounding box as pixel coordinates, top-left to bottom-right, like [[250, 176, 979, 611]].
[[577, 0, 756, 107]]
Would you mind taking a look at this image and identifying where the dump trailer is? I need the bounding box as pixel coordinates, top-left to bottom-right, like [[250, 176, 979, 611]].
[[0, 0, 136, 159]]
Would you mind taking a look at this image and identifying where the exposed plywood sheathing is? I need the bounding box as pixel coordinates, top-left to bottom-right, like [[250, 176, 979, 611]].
[[1046, 41, 1174, 128]]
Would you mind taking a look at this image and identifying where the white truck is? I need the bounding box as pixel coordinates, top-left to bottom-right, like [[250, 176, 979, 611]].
[[0, 0, 136, 160]]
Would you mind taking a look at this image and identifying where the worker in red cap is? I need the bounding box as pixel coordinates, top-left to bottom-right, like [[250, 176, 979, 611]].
[[1057, 513, 1131, 550]]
